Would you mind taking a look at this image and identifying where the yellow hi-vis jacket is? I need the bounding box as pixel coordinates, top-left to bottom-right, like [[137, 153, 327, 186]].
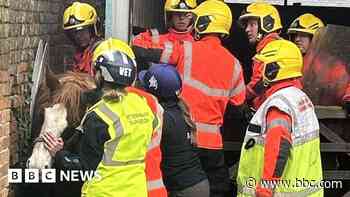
[[81, 90, 163, 197], [237, 87, 323, 197]]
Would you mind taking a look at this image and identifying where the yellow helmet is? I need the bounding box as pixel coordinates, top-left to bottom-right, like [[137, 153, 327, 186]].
[[239, 2, 282, 34], [63, 2, 99, 35], [193, 0, 232, 36], [164, 0, 197, 29], [288, 13, 325, 36], [165, 0, 197, 13], [254, 39, 303, 84], [93, 38, 137, 86]]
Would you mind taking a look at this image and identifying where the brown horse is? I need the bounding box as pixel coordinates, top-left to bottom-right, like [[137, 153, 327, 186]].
[[27, 71, 96, 169]]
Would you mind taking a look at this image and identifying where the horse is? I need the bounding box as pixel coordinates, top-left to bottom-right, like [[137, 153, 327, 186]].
[[27, 71, 96, 170]]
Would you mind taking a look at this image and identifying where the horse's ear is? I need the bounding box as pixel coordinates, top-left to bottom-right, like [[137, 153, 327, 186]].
[[45, 66, 61, 91]]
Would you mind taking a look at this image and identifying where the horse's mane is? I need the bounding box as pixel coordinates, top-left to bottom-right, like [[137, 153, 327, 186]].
[[33, 72, 96, 138], [52, 72, 96, 126]]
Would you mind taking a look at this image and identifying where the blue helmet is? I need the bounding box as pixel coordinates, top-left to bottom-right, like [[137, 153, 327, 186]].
[[138, 64, 182, 98]]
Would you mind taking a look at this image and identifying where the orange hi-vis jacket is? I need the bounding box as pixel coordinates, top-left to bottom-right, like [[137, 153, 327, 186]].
[[246, 33, 281, 109], [132, 28, 194, 63], [126, 87, 168, 197], [72, 39, 101, 76], [161, 36, 246, 150]]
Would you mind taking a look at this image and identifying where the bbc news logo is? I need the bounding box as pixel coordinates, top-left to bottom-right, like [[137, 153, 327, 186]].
[[8, 169, 101, 183]]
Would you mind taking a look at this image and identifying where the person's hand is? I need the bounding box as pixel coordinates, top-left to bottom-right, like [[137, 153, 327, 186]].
[[43, 132, 64, 157], [256, 184, 273, 197]]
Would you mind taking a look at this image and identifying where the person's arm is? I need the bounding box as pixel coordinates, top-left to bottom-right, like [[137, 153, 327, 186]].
[[47, 112, 110, 171], [145, 103, 168, 197], [132, 34, 182, 68], [246, 60, 265, 101], [224, 59, 251, 128], [256, 107, 292, 197], [229, 59, 246, 106], [132, 30, 163, 67]]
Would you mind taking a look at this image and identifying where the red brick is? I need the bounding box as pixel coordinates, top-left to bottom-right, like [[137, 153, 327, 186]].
[[0, 150, 9, 165], [9, 95, 24, 108], [0, 71, 10, 83], [0, 123, 10, 137], [0, 161, 9, 178], [16, 63, 28, 73], [0, 110, 10, 124], [0, 83, 10, 96], [16, 73, 28, 84], [0, 137, 9, 150], [0, 98, 10, 110], [0, 176, 9, 189]]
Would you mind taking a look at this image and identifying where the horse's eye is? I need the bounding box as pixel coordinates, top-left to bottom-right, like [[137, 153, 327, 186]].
[[44, 165, 49, 169]]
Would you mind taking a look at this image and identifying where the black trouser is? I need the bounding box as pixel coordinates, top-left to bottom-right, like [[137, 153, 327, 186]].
[[197, 148, 231, 197], [169, 179, 210, 197]]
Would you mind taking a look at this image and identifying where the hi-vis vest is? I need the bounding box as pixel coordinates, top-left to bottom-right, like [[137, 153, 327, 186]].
[[237, 87, 323, 197], [81, 88, 166, 197]]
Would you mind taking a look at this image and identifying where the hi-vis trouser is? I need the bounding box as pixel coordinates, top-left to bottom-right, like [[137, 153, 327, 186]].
[[237, 87, 323, 197]]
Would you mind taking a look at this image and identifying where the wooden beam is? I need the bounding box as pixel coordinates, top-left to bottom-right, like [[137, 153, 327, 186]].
[[315, 105, 347, 119]]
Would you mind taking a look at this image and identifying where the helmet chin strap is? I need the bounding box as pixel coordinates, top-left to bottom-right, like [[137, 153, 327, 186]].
[[256, 33, 263, 42], [169, 23, 194, 34]]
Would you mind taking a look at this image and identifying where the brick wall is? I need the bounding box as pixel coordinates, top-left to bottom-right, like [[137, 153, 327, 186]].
[[0, 0, 103, 196]]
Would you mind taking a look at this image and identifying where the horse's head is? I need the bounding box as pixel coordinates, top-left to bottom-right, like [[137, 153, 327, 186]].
[[27, 103, 68, 170], [52, 72, 96, 127]]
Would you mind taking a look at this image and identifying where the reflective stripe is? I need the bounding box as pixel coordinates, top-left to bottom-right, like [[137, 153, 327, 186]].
[[150, 29, 159, 45], [266, 118, 291, 132], [147, 179, 165, 191], [229, 80, 245, 97], [98, 103, 125, 166], [196, 122, 220, 134], [160, 41, 173, 63], [238, 185, 322, 197], [102, 158, 144, 166], [293, 131, 319, 146], [148, 103, 163, 150], [230, 58, 245, 97], [232, 59, 242, 85], [260, 94, 298, 134], [183, 41, 240, 97], [244, 130, 319, 147], [98, 103, 123, 137]]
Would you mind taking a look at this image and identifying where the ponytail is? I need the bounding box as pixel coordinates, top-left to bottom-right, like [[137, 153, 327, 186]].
[[177, 98, 196, 133]]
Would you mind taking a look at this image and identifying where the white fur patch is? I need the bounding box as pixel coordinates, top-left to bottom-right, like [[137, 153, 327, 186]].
[[27, 103, 68, 170]]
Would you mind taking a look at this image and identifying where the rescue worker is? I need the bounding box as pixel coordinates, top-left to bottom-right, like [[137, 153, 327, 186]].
[[132, 0, 196, 70], [139, 64, 210, 197], [134, 1, 246, 196], [43, 38, 167, 197], [287, 13, 325, 55], [236, 39, 323, 197], [63, 2, 101, 75], [287, 14, 350, 110], [238, 2, 283, 110]]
